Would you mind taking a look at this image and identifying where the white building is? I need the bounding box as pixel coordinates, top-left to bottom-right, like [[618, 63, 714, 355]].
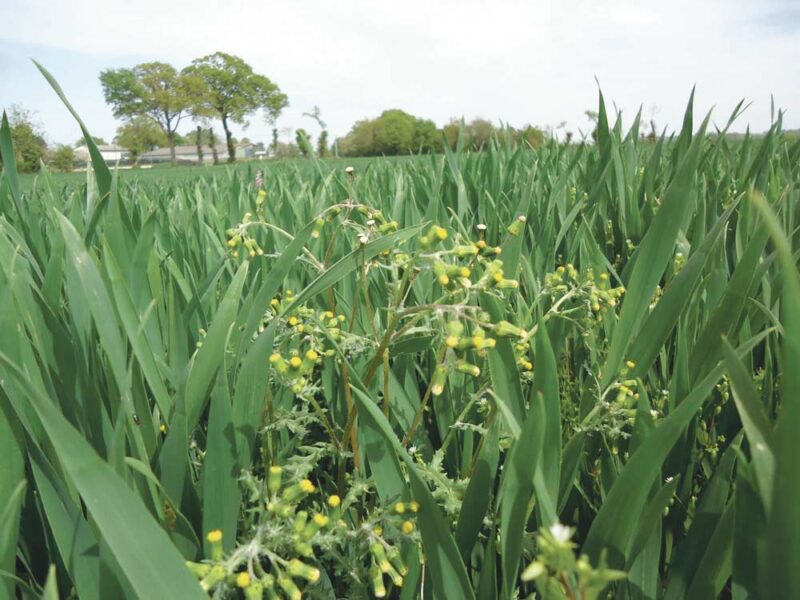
[[74, 144, 129, 164], [139, 143, 255, 164]]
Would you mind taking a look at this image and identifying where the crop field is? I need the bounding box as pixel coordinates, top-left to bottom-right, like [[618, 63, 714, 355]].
[[0, 71, 798, 600]]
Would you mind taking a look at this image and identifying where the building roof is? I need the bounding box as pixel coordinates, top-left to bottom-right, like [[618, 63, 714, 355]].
[[75, 144, 126, 152], [140, 144, 230, 158]]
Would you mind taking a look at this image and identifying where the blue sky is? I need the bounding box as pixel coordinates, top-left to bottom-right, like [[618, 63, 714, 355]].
[[1, 0, 798, 147]]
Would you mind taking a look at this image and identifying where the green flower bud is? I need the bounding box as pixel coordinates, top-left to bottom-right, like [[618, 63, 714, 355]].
[[244, 581, 264, 600], [453, 244, 479, 257], [495, 278, 519, 289], [371, 543, 391, 573], [521, 560, 545, 581], [302, 512, 330, 540], [206, 530, 224, 561], [263, 575, 280, 600], [267, 466, 283, 495], [287, 558, 321, 582], [431, 364, 449, 396], [200, 565, 227, 592], [293, 510, 308, 534], [507, 215, 526, 236], [387, 547, 409, 576], [282, 479, 315, 504], [493, 320, 527, 339], [277, 574, 303, 600], [455, 360, 481, 377], [370, 564, 387, 598], [384, 561, 404, 587], [185, 561, 211, 580], [378, 220, 399, 234], [312, 218, 325, 239]]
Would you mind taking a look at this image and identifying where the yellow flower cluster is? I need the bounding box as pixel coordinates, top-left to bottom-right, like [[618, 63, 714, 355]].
[[265, 294, 348, 394], [226, 212, 264, 259]]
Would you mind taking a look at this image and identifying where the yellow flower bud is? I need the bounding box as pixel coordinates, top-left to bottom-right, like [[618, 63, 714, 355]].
[[236, 571, 251, 588], [206, 529, 222, 543]]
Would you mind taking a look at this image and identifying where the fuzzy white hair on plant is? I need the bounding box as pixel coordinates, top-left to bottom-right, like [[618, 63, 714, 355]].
[[549, 522, 573, 544]]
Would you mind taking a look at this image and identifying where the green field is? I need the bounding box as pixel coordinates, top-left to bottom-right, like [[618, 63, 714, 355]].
[[1, 82, 799, 600], [16, 154, 415, 192]]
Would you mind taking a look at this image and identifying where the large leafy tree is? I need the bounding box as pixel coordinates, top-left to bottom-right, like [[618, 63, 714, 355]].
[[100, 62, 206, 163], [74, 135, 106, 147], [50, 145, 75, 172], [183, 52, 288, 162], [114, 116, 168, 163], [0, 105, 48, 173], [337, 110, 442, 156]]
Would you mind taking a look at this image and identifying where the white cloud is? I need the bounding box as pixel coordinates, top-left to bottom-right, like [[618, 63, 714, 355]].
[[1, 0, 798, 145]]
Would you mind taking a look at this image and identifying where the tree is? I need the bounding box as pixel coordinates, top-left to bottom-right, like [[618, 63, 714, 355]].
[[303, 106, 329, 157], [271, 128, 279, 157], [374, 110, 416, 154], [468, 118, 494, 150], [515, 126, 546, 149], [114, 116, 168, 164], [208, 127, 219, 165], [100, 62, 206, 163], [316, 130, 329, 158], [295, 128, 312, 158], [195, 125, 204, 165], [337, 110, 440, 157], [273, 142, 300, 159], [442, 119, 463, 150], [74, 135, 106, 147], [413, 118, 440, 152], [184, 52, 288, 163], [50, 145, 75, 172], [337, 118, 378, 156], [2, 105, 47, 173]]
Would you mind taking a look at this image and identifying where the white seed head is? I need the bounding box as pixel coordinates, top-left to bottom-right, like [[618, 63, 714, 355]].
[[549, 522, 572, 544]]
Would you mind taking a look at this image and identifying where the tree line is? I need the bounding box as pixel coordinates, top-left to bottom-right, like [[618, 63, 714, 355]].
[[99, 52, 288, 164], [2, 51, 555, 173], [334, 111, 547, 156]]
